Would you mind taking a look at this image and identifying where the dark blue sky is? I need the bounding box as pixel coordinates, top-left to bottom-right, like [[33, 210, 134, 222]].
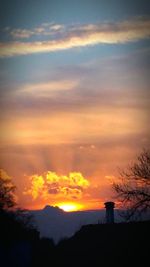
[[1, 0, 150, 27]]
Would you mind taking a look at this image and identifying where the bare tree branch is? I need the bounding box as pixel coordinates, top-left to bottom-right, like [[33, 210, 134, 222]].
[[113, 149, 150, 220]]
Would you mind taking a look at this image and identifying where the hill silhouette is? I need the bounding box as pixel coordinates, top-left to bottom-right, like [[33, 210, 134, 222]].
[[30, 205, 119, 242]]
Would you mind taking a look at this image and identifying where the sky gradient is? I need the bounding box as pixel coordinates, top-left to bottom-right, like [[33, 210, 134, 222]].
[[0, 0, 150, 210]]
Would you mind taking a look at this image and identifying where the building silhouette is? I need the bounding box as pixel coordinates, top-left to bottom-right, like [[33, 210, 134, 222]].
[[104, 201, 115, 223]]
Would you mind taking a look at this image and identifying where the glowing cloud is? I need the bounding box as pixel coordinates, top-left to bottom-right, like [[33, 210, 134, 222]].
[[25, 174, 45, 200], [24, 171, 90, 201], [1, 17, 150, 57]]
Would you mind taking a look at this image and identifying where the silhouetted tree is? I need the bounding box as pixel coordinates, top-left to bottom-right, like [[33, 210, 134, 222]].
[[113, 149, 150, 220], [0, 169, 36, 232], [0, 169, 16, 210], [0, 170, 40, 267]]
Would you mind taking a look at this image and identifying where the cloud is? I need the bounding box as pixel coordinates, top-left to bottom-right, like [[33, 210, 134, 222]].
[[18, 79, 78, 97], [1, 17, 150, 57], [49, 24, 64, 31], [9, 29, 35, 39], [1, 46, 150, 120], [24, 171, 90, 201], [5, 23, 64, 39]]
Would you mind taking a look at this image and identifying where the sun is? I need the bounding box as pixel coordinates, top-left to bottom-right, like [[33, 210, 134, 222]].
[[56, 202, 82, 212]]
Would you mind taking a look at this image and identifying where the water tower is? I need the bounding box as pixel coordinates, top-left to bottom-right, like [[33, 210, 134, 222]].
[[104, 201, 115, 224]]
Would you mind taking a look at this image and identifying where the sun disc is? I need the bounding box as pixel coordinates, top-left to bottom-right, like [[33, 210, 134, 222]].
[[56, 203, 82, 212]]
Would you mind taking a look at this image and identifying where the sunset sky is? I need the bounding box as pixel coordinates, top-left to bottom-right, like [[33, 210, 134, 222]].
[[0, 0, 150, 211]]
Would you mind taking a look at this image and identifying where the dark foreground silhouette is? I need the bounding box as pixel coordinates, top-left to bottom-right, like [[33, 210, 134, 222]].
[[0, 210, 149, 267]]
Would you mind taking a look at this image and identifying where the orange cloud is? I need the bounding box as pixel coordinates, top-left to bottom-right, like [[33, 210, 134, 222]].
[[24, 171, 90, 202], [1, 17, 150, 57], [1, 104, 146, 148]]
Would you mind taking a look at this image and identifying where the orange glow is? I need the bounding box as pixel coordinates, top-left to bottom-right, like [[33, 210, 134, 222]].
[[23, 171, 90, 201], [56, 202, 83, 212]]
